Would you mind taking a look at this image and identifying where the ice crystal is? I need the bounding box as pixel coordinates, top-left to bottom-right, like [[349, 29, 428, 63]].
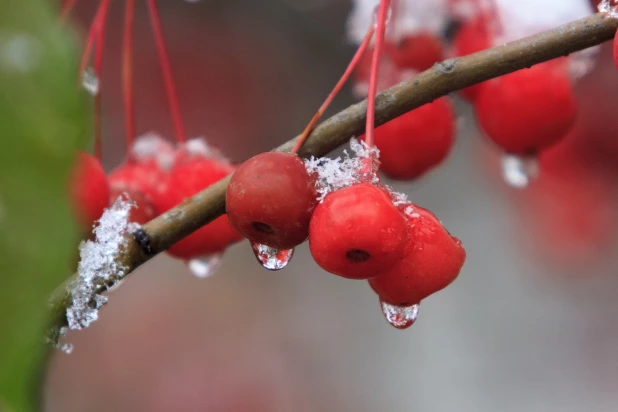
[[305, 138, 380, 202], [599, 0, 618, 17], [66, 196, 135, 330], [131, 132, 176, 171], [81, 67, 99, 96]]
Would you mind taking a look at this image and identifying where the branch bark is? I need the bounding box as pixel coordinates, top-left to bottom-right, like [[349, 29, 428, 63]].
[[50, 13, 618, 329]]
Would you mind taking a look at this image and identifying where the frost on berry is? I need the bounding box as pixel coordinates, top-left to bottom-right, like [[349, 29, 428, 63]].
[[65, 196, 137, 333], [131, 132, 176, 171], [494, 0, 594, 43], [347, 0, 448, 44], [180, 136, 231, 163], [599, 0, 618, 17], [305, 138, 380, 202]]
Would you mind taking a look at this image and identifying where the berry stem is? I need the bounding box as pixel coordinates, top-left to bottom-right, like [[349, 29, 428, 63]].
[[147, 0, 187, 144], [93, 0, 111, 160], [291, 25, 376, 155], [123, 0, 137, 156], [364, 0, 391, 148], [77, 0, 108, 83]]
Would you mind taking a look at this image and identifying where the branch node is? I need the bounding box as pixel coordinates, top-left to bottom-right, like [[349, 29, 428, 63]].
[[132, 227, 153, 255], [436, 58, 458, 75]]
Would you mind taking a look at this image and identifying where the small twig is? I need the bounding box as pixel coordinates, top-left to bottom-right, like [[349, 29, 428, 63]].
[[49, 13, 618, 329]]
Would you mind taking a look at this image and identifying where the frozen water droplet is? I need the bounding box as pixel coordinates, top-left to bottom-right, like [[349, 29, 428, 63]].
[[251, 243, 294, 271], [187, 254, 223, 278], [380, 300, 419, 329], [501, 153, 538, 189], [372, 3, 392, 28], [58, 343, 74, 354], [81, 67, 99, 96]]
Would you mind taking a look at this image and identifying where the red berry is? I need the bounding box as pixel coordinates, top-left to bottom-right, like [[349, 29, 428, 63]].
[[69, 151, 111, 231], [369, 98, 455, 180], [475, 63, 577, 155], [369, 205, 466, 305], [309, 183, 408, 280], [387, 33, 443, 72], [108, 161, 165, 224], [226, 152, 317, 250], [157, 156, 241, 259], [452, 17, 491, 101]]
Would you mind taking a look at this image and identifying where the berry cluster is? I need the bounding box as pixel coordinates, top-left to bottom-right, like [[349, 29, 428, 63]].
[[65, 0, 610, 329], [348, 0, 595, 188]]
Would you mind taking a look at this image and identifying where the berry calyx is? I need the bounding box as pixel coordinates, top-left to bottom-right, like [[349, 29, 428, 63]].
[[157, 154, 241, 260], [309, 183, 408, 280], [69, 151, 111, 231], [226, 152, 318, 250], [369, 205, 466, 305], [387, 33, 443, 72], [368, 97, 455, 180], [475, 63, 577, 155]]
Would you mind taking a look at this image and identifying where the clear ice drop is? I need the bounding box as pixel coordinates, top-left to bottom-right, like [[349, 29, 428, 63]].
[[251, 243, 294, 271], [81, 67, 99, 96], [380, 300, 419, 329], [187, 254, 223, 278], [501, 153, 538, 189]]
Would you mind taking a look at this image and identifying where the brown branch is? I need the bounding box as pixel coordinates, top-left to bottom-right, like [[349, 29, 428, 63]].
[[50, 13, 618, 329]]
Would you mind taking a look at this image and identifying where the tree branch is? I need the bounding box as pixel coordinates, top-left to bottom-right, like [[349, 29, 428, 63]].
[[50, 13, 618, 329]]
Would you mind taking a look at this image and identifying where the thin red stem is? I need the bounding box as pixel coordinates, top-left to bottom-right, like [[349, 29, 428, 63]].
[[365, 0, 390, 148], [78, 1, 108, 83], [291, 25, 376, 155], [147, 0, 187, 143], [123, 0, 137, 155], [93, 0, 111, 160]]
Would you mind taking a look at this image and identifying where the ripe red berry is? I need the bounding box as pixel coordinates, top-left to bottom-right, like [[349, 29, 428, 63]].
[[387, 33, 443, 72], [226, 152, 317, 250], [369, 205, 466, 305], [369, 97, 455, 180], [475, 63, 577, 155], [452, 17, 491, 101], [108, 161, 165, 224], [309, 183, 408, 280], [69, 151, 111, 231], [157, 155, 241, 260]]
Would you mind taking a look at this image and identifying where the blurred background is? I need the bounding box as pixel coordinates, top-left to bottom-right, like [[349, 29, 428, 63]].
[[41, 0, 618, 411]]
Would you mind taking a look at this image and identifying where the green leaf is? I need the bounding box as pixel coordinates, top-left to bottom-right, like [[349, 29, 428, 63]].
[[0, 0, 88, 410]]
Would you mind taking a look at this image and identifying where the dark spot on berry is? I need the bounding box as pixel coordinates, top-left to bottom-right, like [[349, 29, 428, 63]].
[[346, 249, 371, 263], [252, 221, 275, 235]]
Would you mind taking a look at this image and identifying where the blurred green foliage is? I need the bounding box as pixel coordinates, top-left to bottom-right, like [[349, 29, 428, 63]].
[[0, 0, 88, 410]]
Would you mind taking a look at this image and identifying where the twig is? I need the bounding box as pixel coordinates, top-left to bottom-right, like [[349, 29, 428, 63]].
[[49, 13, 618, 329]]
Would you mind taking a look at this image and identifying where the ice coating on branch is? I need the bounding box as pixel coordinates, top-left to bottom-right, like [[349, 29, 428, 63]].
[[305, 138, 380, 202], [131, 132, 176, 170], [347, 0, 449, 44], [599, 0, 618, 18], [65, 196, 136, 330]]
